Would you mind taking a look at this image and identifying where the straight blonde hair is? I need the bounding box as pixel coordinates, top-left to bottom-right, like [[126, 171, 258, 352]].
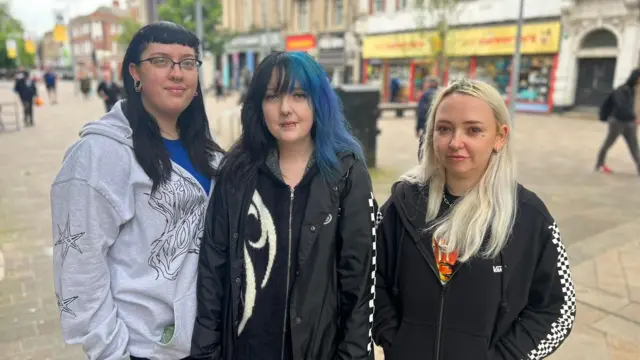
[[402, 79, 517, 262]]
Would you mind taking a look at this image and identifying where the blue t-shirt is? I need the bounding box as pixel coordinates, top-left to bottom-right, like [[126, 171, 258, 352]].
[[163, 139, 211, 195], [44, 72, 56, 86]]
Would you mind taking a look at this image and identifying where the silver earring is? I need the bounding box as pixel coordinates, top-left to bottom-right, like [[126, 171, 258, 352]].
[[194, 91, 198, 97], [134, 80, 142, 92]]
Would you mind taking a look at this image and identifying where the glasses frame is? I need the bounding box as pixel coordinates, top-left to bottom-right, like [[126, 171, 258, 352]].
[[138, 57, 203, 71]]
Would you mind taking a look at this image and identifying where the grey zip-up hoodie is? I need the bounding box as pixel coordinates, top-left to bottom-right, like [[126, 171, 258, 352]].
[[51, 101, 220, 360]]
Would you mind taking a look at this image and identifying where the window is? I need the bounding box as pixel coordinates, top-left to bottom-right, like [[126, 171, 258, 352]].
[[243, 0, 251, 31], [374, 0, 385, 13], [333, 0, 344, 26], [298, 0, 309, 31], [324, 0, 330, 27], [397, 0, 408, 10]]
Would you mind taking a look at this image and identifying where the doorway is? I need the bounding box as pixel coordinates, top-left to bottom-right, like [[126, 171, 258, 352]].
[[575, 58, 616, 107]]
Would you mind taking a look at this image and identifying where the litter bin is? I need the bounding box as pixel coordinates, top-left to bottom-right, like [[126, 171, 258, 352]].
[[334, 84, 381, 168]]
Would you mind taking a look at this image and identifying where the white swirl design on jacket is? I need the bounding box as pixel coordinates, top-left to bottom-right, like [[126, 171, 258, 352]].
[[238, 190, 277, 335]]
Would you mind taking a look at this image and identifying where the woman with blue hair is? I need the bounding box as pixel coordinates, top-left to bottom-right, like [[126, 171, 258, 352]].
[[191, 51, 378, 360]]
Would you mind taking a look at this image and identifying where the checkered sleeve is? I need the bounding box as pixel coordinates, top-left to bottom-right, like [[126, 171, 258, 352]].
[[492, 221, 577, 360]]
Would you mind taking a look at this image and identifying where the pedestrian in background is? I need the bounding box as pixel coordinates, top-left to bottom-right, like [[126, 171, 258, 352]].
[[13, 69, 38, 127], [192, 51, 377, 360], [97, 70, 122, 112], [44, 67, 58, 105], [374, 79, 576, 360], [596, 68, 640, 175], [50, 21, 223, 360], [416, 76, 440, 161]]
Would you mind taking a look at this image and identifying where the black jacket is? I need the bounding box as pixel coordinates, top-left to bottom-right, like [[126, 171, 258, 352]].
[[600, 69, 640, 122], [192, 153, 378, 360], [14, 76, 38, 102], [373, 181, 576, 360]]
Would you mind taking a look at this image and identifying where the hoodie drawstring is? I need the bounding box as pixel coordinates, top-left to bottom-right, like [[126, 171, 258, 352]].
[[498, 251, 509, 314]]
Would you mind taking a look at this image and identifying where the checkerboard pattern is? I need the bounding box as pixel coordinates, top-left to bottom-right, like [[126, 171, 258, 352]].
[[525, 222, 577, 359], [367, 192, 380, 354]]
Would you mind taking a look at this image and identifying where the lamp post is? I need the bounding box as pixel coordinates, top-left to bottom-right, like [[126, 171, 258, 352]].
[[508, 0, 525, 125]]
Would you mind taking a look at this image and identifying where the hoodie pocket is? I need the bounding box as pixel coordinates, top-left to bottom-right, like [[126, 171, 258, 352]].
[[154, 291, 197, 359], [440, 328, 489, 360], [387, 319, 436, 360]]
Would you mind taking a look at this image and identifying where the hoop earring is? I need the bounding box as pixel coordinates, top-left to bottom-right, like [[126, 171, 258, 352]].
[[194, 91, 198, 97], [134, 80, 142, 92]]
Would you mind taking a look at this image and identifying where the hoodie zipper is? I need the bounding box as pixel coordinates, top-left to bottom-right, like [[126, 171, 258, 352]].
[[280, 187, 295, 360], [434, 266, 462, 360], [413, 239, 463, 360]]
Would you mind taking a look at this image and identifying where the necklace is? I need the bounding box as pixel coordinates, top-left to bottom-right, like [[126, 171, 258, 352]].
[[443, 195, 453, 207]]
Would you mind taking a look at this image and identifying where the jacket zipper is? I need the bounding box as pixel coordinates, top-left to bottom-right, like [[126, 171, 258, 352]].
[[434, 267, 462, 360], [280, 187, 295, 360]]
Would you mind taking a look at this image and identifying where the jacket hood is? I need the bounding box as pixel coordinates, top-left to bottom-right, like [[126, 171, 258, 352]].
[[79, 100, 133, 148], [625, 68, 640, 88]]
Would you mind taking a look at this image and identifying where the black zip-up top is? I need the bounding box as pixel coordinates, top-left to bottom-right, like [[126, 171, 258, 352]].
[[373, 181, 577, 360], [192, 152, 378, 360]]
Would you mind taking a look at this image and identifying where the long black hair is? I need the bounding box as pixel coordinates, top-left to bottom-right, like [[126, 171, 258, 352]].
[[121, 21, 223, 191], [219, 51, 364, 185]]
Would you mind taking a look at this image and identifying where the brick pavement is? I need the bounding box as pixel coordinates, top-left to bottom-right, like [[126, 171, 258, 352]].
[[0, 81, 639, 359]]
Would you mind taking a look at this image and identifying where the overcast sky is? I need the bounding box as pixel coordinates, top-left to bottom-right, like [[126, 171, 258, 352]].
[[9, 0, 115, 37]]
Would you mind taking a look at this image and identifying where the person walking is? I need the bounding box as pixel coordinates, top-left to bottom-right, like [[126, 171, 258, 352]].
[[596, 68, 640, 175], [44, 67, 58, 104], [416, 76, 440, 161], [50, 21, 223, 360], [97, 70, 123, 112], [192, 51, 378, 360], [373, 79, 576, 360], [13, 70, 38, 127]]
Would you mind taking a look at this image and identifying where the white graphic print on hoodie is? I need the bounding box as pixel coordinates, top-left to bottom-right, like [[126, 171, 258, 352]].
[[50, 101, 220, 360]]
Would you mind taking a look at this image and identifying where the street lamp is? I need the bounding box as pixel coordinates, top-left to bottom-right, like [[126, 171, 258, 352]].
[[508, 0, 525, 125]]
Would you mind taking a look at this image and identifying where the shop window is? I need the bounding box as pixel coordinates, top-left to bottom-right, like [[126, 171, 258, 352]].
[[389, 62, 411, 102], [581, 29, 618, 49], [447, 58, 471, 83], [413, 60, 437, 95], [474, 56, 512, 98], [513, 55, 554, 105]]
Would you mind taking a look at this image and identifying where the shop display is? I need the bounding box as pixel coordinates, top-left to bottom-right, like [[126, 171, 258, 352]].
[[514, 55, 553, 104], [474, 56, 512, 98], [447, 58, 471, 83]]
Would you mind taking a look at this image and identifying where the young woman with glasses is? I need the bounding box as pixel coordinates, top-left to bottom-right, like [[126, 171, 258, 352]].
[[50, 21, 223, 360]]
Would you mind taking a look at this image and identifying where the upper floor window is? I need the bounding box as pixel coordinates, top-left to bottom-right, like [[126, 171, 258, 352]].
[[333, 0, 344, 26], [298, 0, 309, 31], [243, 0, 251, 31], [397, 0, 408, 10]]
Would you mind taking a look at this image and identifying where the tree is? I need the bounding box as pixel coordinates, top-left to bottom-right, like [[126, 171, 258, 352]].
[[157, 0, 233, 55], [118, 17, 143, 46], [415, 0, 463, 83], [0, 2, 34, 68]]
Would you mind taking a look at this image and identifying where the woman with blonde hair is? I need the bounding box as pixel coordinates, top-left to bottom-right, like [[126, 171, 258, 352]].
[[373, 79, 576, 359]]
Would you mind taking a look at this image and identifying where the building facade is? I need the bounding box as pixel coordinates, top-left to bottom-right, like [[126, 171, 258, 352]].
[[554, 0, 640, 109], [220, 0, 366, 89], [361, 0, 562, 112], [68, 4, 128, 79]]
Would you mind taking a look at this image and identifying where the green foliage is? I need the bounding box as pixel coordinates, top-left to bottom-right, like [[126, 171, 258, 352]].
[[157, 0, 233, 55], [118, 17, 143, 46], [0, 2, 34, 68]]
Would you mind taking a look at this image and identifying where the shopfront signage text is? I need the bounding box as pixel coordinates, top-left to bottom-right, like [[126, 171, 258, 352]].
[[318, 34, 345, 50], [286, 34, 316, 52], [363, 21, 561, 59]]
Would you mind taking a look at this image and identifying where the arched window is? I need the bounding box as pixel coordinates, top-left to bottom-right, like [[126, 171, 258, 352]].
[[581, 29, 618, 49]]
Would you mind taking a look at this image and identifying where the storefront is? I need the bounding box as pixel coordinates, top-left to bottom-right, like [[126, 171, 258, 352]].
[[362, 21, 562, 112], [224, 31, 284, 89], [362, 31, 440, 102], [446, 21, 562, 113], [317, 32, 349, 85]]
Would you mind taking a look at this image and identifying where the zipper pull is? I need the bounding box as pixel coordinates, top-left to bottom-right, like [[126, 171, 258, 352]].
[[290, 187, 294, 200]]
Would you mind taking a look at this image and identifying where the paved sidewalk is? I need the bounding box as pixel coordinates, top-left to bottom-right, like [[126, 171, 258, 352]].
[[0, 81, 639, 359]]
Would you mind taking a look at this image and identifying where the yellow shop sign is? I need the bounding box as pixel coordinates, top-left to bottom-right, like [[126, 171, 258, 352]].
[[447, 21, 561, 57], [363, 31, 438, 59]]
